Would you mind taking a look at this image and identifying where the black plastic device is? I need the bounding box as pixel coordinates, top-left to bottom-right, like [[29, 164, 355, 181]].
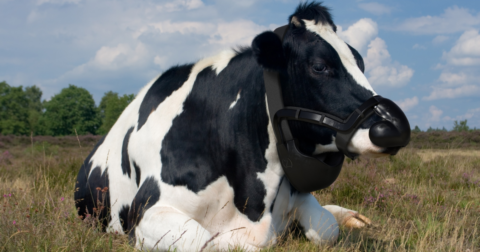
[[263, 25, 409, 193]]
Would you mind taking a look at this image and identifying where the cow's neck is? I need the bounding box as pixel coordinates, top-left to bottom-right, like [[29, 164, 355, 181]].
[[215, 48, 286, 221]]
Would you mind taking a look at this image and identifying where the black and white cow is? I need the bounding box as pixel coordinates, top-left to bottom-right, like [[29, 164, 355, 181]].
[[74, 2, 410, 251]]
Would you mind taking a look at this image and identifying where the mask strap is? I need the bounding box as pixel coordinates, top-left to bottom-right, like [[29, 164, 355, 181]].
[[263, 25, 290, 142]]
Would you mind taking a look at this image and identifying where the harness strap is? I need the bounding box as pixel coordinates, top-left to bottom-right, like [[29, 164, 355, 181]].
[[263, 25, 290, 141]]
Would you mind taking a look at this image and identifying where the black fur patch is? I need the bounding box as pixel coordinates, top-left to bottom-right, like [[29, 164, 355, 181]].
[[119, 204, 130, 233], [127, 176, 160, 243], [348, 44, 365, 73], [133, 161, 141, 188], [290, 2, 335, 29], [160, 51, 270, 222], [79, 167, 111, 230], [252, 31, 286, 71], [121, 127, 134, 178], [74, 136, 106, 222], [137, 64, 194, 131]]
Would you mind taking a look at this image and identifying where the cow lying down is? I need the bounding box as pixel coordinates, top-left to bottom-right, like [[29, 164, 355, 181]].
[[74, 2, 411, 251]]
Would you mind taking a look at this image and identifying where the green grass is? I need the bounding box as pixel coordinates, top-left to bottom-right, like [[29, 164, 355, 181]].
[[1, 133, 479, 251]]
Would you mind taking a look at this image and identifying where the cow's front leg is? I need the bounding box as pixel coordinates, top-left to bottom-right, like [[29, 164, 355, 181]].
[[133, 206, 215, 252], [322, 205, 372, 229], [293, 193, 339, 245]]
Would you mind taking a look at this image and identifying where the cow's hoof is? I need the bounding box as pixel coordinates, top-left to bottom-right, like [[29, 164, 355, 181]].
[[342, 212, 371, 229]]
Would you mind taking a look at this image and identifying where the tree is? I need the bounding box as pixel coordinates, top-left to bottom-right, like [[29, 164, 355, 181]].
[[453, 119, 469, 132], [412, 125, 422, 133], [24, 85, 43, 134], [40, 84, 100, 136], [0, 81, 30, 135], [97, 91, 135, 135]]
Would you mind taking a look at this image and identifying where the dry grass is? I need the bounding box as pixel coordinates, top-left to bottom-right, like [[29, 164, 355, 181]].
[[416, 149, 480, 162], [0, 138, 133, 251], [272, 147, 480, 251], [1, 135, 479, 251]]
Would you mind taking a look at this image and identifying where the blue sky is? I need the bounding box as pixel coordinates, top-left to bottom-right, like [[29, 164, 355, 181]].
[[1, 0, 480, 130]]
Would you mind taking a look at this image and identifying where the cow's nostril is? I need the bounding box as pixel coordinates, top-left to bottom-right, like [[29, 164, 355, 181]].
[[369, 121, 410, 148]]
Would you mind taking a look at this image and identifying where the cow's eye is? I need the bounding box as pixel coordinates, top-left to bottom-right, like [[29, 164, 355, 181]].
[[312, 63, 326, 73]]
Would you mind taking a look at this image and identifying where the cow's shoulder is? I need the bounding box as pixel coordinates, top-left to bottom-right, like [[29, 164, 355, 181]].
[[137, 64, 195, 130], [158, 48, 274, 222]]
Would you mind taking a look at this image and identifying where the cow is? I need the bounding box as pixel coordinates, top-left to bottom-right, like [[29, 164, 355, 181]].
[[74, 2, 410, 251]]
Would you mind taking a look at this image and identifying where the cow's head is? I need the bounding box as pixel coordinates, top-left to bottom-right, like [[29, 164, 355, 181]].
[[252, 2, 410, 159]]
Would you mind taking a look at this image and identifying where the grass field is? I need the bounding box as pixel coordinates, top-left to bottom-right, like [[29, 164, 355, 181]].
[[1, 132, 479, 251]]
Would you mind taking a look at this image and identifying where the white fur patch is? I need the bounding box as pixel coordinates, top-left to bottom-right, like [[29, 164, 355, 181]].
[[256, 96, 284, 235], [313, 136, 338, 154], [348, 128, 385, 156], [157, 176, 273, 250], [212, 49, 237, 75], [293, 194, 339, 245], [86, 73, 161, 233], [229, 90, 241, 109], [303, 20, 377, 95]]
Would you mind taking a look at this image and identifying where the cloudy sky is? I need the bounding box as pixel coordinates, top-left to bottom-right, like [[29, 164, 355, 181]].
[[1, 0, 480, 130]]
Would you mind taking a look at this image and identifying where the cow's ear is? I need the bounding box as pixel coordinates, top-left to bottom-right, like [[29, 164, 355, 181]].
[[252, 31, 286, 71], [347, 44, 365, 73], [289, 16, 306, 34]]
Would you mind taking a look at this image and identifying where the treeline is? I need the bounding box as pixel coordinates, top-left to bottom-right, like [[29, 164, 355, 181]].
[[412, 120, 478, 133], [1, 80, 478, 136], [0, 81, 134, 136]]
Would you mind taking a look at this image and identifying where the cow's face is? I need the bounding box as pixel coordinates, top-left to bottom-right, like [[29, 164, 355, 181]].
[[252, 8, 410, 158]]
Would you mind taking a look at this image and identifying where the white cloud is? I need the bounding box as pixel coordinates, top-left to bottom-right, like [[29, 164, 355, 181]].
[[156, 0, 204, 12], [364, 37, 414, 87], [37, 0, 81, 5], [464, 108, 480, 120], [426, 29, 480, 101], [337, 19, 414, 87], [412, 44, 426, 50], [92, 43, 149, 70], [432, 35, 449, 44], [337, 18, 377, 53], [423, 85, 480, 100], [429, 105, 443, 122], [44, 42, 152, 95], [438, 72, 471, 86], [210, 0, 258, 8], [39, 15, 268, 100], [396, 96, 418, 112], [209, 20, 266, 47], [139, 19, 266, 50], [396, 6, 480, 34], [358, 2, 392, 15], [149, 20, 216, 35], [153, 55, 168, 68], [442, 29, 480, 66], [443, 107, 480, 122]]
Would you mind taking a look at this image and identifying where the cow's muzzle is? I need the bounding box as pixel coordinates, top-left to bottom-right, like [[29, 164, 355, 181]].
[[274, 96, 411, 160], [369, 99, 411, 148], [272, 95, 410, 192]]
